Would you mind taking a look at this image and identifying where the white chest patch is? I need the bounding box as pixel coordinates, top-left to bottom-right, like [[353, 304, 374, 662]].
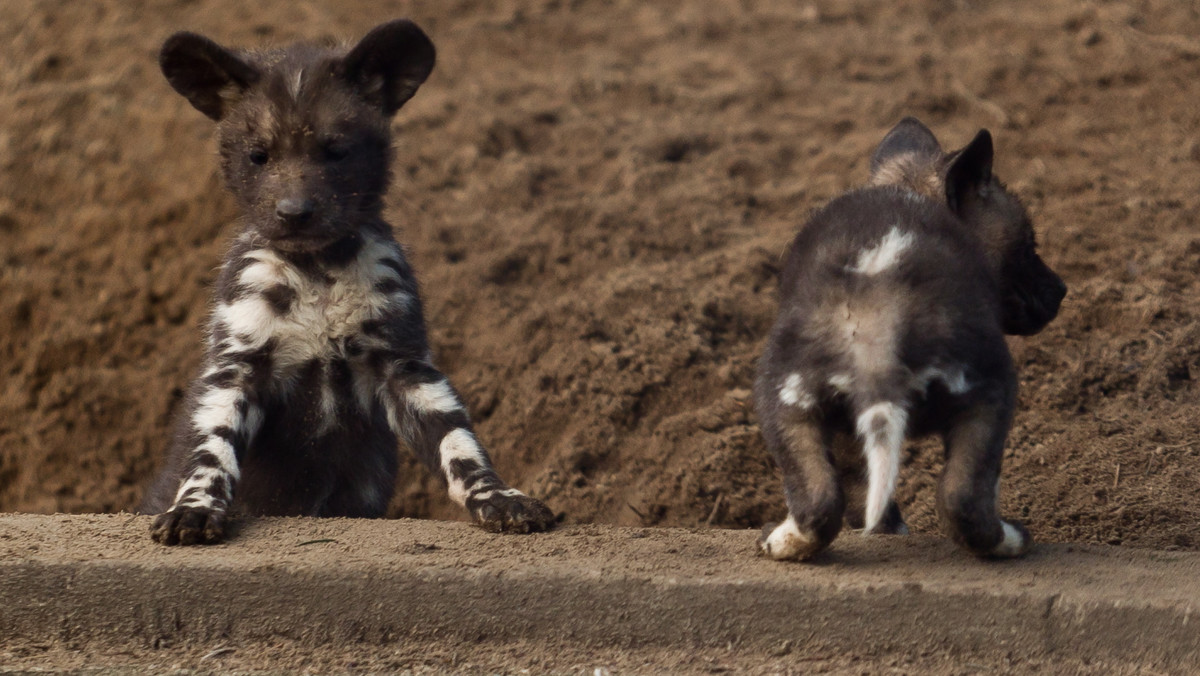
[[215, 238, 411, 371], [850, 226, 914, 276]]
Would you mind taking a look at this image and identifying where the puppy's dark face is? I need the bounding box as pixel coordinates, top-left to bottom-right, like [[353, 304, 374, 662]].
[[213, 63, 393, 250], [159, 21, 435, 252], [958, 180, 1066, 336], [870, 118, 1066, 335]]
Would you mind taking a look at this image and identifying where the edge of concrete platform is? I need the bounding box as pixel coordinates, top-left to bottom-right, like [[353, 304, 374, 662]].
[[1, 514, 1197, 670]]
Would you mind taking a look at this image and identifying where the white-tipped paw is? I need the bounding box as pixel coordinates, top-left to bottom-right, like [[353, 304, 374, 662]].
[[989, 521, 1031, 558], [758, 516, 819, 561]]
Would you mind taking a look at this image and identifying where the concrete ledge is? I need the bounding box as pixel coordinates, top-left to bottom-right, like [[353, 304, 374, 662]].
[[2, 514, 1197, 670]]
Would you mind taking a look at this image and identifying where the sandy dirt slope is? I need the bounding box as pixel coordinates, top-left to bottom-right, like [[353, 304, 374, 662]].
[[1, 0, 1198, 551], [3, 515, 1198, 674]]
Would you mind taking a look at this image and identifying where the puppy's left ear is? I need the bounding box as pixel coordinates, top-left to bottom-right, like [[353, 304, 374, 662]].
[[340, 19, 436, 116], [871, 116, 943, 177], [944, 129, 993, 216]]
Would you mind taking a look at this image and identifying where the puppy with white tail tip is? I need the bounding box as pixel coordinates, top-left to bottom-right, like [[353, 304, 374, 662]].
[[755, 118, 1066, 561]]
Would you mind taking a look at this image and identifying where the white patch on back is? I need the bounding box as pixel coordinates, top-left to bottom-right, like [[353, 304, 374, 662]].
[[849, 227, 914, 276], [761, 515, 814, 560], [439, 428, 487, 506], [857, 402, 908, 533], [778, 373, 813, 409]]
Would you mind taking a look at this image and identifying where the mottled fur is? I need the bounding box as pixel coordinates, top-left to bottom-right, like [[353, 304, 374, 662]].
[[755, 118, 1066, 560], [140, 20, 554, 545]]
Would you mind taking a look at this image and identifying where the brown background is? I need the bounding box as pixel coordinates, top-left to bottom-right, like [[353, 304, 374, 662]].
[[2, 0, 1197, 550]]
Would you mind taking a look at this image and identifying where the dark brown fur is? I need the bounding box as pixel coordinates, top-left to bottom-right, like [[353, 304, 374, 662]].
[[755, 117, 1066, 560], [141, 21, 555, 545]]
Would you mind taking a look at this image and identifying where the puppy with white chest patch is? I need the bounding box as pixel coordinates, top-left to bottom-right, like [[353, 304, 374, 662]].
[[139, 20, 555, 544], [755, 117, 1066, 560]]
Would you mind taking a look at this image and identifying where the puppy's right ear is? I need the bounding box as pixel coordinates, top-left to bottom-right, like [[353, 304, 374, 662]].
[[870, 117, 943, 177], [159, 32, 260, 121]]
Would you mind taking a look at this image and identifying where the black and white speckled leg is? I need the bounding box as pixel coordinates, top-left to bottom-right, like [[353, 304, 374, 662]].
[[381, 359, 555, 533], [150, 358, 263, 546]]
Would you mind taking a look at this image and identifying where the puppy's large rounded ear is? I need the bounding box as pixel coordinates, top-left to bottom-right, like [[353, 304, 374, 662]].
[[159, 32, 260, 121], [944, 129, 994, 216], [340, 20, 436, 117], [870, 117, 943, 177]]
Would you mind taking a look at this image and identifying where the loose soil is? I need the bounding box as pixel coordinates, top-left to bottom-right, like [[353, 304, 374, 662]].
[[2, 0, 1198, 552]]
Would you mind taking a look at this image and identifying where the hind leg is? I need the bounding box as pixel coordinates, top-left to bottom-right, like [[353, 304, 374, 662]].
[[937, 393, 1030, 558], [759, 417, 844, 561]]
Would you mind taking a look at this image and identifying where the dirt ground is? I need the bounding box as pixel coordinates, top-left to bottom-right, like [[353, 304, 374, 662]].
[[2, 0, 1199, 557], [6, 514, 1195, 675]]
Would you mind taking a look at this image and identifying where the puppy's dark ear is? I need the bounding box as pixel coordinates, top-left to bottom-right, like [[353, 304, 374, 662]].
[[159, 32, 260, 121], [870, 117, 943, 176], [340, 19, 436, 116], [944, 129, 993, 215]]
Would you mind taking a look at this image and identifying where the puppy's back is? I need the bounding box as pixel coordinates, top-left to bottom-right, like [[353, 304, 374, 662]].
[[769, 185, 1005, 411]]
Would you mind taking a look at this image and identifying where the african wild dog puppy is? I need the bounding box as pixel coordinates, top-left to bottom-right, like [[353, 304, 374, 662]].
[[755, 117, 1066, 560], [139, 20, 555, 544]]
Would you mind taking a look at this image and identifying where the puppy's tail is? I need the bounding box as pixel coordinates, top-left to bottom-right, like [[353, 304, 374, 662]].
[[855, 401, 908, 533]]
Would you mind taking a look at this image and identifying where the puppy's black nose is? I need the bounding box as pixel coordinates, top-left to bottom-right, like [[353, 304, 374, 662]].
[[1042, 266, 1068, 310], [1053, 275, 1068, 303], [275, 198, 315, 228]]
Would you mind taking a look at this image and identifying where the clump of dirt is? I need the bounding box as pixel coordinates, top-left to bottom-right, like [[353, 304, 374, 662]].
[[2, 0, 1197, 550]]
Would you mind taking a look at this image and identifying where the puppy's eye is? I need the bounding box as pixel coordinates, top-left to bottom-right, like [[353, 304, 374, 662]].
[[323, 142, 350, 162], [249, 149, 269, 165]]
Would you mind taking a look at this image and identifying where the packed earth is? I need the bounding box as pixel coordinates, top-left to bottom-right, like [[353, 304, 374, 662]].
[[2, 0, 1198, 550]]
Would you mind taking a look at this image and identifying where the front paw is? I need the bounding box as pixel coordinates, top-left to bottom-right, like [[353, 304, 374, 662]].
[[150, 505, 227, 546], [467, 489, 556, 534]]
